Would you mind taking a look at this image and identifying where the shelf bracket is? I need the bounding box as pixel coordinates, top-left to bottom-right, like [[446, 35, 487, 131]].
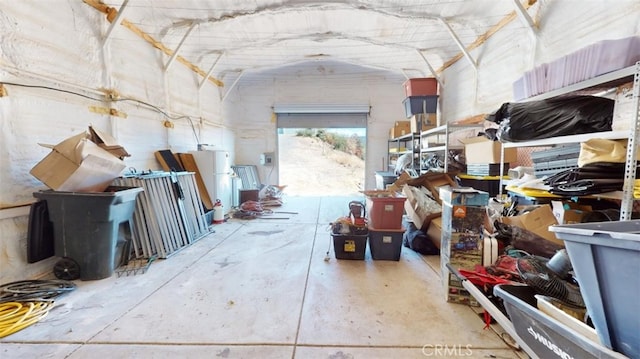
[[416, 50, 444, 89], [102, 0, 130, 49], [620, 61, 640, 221], [199, 52, 224, 90], [165, 22, 198, 72], [437, 17, 477, 70], [221, 70, 244, 103], [511, 0, 538, 38]]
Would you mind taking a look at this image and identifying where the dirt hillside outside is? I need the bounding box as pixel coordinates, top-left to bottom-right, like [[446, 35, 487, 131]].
[[278, 133, 365, 196]]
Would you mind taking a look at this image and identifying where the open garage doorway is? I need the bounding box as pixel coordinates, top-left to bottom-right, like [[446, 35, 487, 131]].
[[275, 107, 368, 196]]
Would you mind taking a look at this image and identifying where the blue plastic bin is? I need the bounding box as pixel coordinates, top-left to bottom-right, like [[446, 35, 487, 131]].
[[494, 285, 628, 359], [550, 220, 640, 359]]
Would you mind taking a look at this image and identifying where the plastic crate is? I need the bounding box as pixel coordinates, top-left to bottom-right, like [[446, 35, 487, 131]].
[[456, 176, 503, 197], [402, 96, 438, 117], [550, 221, 640, 359], [364, 191, 406, 230], [494, 285, 628, 359], [403, 78, 438, 96], [368, 227, 404, 261], [332, 233, 368, 260], [466, 163, 510, 177]]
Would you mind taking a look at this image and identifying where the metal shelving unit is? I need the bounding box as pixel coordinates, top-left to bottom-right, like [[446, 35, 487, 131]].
[[419, 123, 484, 172], [499, 62, 640, 220], [387, 132, 420, 172]]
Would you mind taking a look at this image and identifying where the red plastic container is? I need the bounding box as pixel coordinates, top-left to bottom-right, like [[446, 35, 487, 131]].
[[403, 78, 438, 96], [364, 191, 406, 230]]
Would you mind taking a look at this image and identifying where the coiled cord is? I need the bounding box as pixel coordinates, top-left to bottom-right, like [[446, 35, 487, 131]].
[[0, 301, 54, 338], [0, 280, 76, 338]]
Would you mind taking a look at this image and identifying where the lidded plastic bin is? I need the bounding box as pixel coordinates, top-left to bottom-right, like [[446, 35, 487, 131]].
[[33, 186, 143, 280], [364, 190, 406, 230], [494, 285, 628, 359], [368, 227, 404, 261], [550, 220, 640, 359], [332, 232, 368, 260]]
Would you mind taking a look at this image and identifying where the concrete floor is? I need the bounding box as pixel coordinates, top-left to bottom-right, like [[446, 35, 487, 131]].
[[0, 196, 526, 358]]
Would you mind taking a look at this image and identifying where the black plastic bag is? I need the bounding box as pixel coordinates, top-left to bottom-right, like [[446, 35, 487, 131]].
[[487, 96, 614, 142], [494, 221, 563, 258], [403, 220, 439, 255]]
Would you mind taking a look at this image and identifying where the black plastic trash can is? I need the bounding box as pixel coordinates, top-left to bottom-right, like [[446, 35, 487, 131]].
[[33, 186, 143, 280]]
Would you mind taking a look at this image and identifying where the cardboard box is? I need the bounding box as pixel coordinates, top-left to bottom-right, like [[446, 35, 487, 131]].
[[404, 198, 440, 231], [402, 173, 454, 230], [88, 126, 130, 159], [501, 205, 562, 246], [410, 113, 437, 133], [30, 131, 127, 192], [389, 121, 411, 138], [551, 201, 592, 225], [405, 173, 456, 205], [460, 136, 518, 164], [446, 274, 479, 306], [440, 185, 488, 302], [425, 216, 442, 249], [441, 205, 486, 259]]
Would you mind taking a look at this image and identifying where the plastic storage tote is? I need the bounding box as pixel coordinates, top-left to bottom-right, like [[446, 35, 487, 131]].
[[33, 186, 143, 280], [364, 191, 406, 230], [368, 227, 404, 260], [550, 220, 640, 359], [403, 96, 438, 117], [332, 233, 368, 260], [494, 285, 628, 359], [403, 78, 438, 97]]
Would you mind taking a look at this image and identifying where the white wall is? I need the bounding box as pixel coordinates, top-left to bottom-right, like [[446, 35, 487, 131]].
[[1, 1, 640, 283], [225, 63, 407, 188]]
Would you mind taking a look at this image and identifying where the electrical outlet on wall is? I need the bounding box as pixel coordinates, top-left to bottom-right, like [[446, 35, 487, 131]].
[[260, 152, 274, 166]]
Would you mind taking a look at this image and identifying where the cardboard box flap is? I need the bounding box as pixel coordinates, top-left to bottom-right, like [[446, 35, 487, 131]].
[[30, 131, 126, 192], [89, 126, 131, 158], [501, 205, 563, 246], [39, 132, 90, 165]]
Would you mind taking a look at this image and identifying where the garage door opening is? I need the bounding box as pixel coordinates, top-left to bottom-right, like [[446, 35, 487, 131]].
[[274, 106, 369, 196], [278, 128, 366, 196]]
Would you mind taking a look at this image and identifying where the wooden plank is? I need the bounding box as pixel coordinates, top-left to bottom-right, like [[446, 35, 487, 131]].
[[82, 0, 224, 87], [154, 150, 185, 172], [178, 153, 214, 210], [439, 1, 537, 72]]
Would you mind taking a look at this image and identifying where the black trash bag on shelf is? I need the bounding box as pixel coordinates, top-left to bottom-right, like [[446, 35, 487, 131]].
[[544, 162, 626, 186], [493, 221, 564, 259], [403, 219, 439, 255], [544, 162, 638, 196], [486, 95, 614, 142]]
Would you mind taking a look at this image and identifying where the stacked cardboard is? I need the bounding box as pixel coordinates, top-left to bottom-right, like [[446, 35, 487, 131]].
[[30, 127, 128, 192]]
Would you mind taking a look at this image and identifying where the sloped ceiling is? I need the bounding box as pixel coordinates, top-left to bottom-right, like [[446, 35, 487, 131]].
[[95, 0, 537, 86]]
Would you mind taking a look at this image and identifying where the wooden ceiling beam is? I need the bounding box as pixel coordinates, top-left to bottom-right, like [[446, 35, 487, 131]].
[[83, 0, 224, 87], [439, 0, 538, 72]]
